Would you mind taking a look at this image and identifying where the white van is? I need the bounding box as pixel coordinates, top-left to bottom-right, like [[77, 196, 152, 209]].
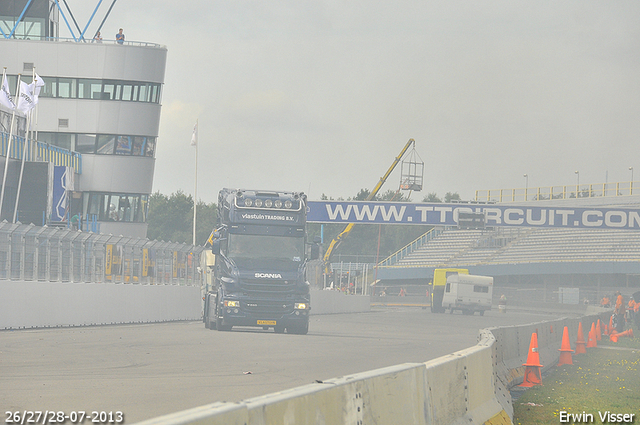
[[441, 274, 493, 315]]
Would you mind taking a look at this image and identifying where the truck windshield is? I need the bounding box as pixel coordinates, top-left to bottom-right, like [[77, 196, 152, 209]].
[[228, 234, 304, 270]]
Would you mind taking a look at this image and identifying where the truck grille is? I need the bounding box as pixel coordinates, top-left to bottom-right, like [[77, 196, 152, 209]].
[[242, 300, 294, 317], [241, 278, 295, 296]]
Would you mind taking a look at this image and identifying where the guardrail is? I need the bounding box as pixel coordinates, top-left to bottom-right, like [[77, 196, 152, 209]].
[[132, 310, 611, 425], [28, 36, 164, 48], [378, 227, 442, 267]]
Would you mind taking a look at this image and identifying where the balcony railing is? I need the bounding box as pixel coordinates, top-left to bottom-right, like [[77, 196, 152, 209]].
[[1, 131, 82, 173], [475, 182, 638, 203]]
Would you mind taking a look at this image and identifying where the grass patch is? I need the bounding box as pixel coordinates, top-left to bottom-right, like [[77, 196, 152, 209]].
[[513, 336, 640, 425]]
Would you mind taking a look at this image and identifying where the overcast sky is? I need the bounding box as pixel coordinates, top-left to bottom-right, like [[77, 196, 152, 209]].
[[65, 1, 640, 203]]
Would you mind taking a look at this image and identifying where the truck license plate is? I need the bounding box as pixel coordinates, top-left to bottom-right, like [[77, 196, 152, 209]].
[[257, 320, 277, 325]]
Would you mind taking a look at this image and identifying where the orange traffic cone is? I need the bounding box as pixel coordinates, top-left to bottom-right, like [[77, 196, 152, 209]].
[[610, 328, 633, 343], [608, 315, 614, 335], [587, 323, 597, 348], [575, 322, 587, 354], [519, 332, 543, 387], [609, 330, 619, 343], [603, 323, 609, 336], [596, 319, 602, 341], [558, 326, 574, 366]]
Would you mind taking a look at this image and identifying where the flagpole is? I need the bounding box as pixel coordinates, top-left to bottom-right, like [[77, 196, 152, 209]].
[[13, 107, 31, 223], [33, 67, 39, 160], [0, 72, 20, 221], [192, 119, 198, 246], [13, 68, 35, 222]]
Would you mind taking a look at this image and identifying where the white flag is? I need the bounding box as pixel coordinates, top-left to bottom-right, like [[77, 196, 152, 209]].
[[16, 80, 35, 114], [191, 121, 198, 146], [0, 74, 15, 110], [29, 73, 45, 104]]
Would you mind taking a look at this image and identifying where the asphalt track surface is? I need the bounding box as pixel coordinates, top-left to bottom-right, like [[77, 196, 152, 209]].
[[1, 307, 570, 423]]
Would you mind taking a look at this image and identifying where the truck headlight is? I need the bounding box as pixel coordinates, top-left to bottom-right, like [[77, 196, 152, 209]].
[[224, 300, 239, 307], [294, 303, 308, 310]]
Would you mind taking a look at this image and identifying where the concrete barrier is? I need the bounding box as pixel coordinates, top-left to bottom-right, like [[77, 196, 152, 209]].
[[0, 280, 201, 329], [131, 311, 613, 425], [137, 363, 431, 425]]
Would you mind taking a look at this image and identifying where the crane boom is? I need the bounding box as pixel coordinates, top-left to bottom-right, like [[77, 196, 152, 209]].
[[322, 139, 416, 270]]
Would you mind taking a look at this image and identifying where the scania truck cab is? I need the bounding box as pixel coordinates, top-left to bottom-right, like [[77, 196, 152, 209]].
[[203, 188, 315, 334]]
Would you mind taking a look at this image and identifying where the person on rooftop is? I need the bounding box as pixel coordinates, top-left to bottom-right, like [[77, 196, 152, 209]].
[[116, 28, 125, 44]]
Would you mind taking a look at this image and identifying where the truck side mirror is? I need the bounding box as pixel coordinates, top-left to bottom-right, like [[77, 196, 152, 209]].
[[310, 243, 320, 260], [211, 239, 221, 255]]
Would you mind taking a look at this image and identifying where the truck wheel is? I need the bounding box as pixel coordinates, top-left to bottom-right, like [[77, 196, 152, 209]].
[[205, 309, 216, 330], [216, 316, 231, 332]]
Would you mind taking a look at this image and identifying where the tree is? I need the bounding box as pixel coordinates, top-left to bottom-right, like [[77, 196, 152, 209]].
[[146, 191, 217, 245], [444, 192, 461, 202], [422, 192, 442, 203]]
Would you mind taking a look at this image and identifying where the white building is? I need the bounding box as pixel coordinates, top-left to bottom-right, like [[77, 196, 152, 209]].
[[0, 0, 166, 238]]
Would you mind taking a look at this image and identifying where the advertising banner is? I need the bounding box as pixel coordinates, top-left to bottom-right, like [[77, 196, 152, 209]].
[[307, 201, 640, 230], [51, 166, 73, 222]]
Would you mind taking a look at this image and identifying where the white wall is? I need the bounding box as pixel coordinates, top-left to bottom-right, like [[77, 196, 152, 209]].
[[0, 283, 369, 330], [310, 290, 370, 315], [0, 280, 200, 329]]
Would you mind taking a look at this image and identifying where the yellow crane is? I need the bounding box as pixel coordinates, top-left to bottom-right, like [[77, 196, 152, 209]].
[[323, 138, 420, 273]]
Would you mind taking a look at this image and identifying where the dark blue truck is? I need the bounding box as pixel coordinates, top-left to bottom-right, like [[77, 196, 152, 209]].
[[203, 188, 317, 334]]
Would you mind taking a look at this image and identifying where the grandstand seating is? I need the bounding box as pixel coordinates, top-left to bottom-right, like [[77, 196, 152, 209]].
[[386, 227, 640, 267]]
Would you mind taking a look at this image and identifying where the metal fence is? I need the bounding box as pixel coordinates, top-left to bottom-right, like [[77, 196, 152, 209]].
[[0, 221, 203, 285]]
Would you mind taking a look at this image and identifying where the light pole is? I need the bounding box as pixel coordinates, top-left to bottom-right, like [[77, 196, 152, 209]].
[[523, 174, 528, 200], [630, 166, 634, 195], [575, 170, 580, 198]]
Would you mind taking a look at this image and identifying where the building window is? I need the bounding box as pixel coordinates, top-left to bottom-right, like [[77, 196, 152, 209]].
[[36, 132, 76, 150], [115, 136, 132, 155], [124, 84, 135, 101], [76, 134, 97, 154], [144, 138, 155, 157], [84, 192, 149, 223], [55, 78, 76, 98], [39, 132, 156, 157], [96, 135, 116, 154], [102, 81, 117, 100], [7, 75, 162, 104]]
